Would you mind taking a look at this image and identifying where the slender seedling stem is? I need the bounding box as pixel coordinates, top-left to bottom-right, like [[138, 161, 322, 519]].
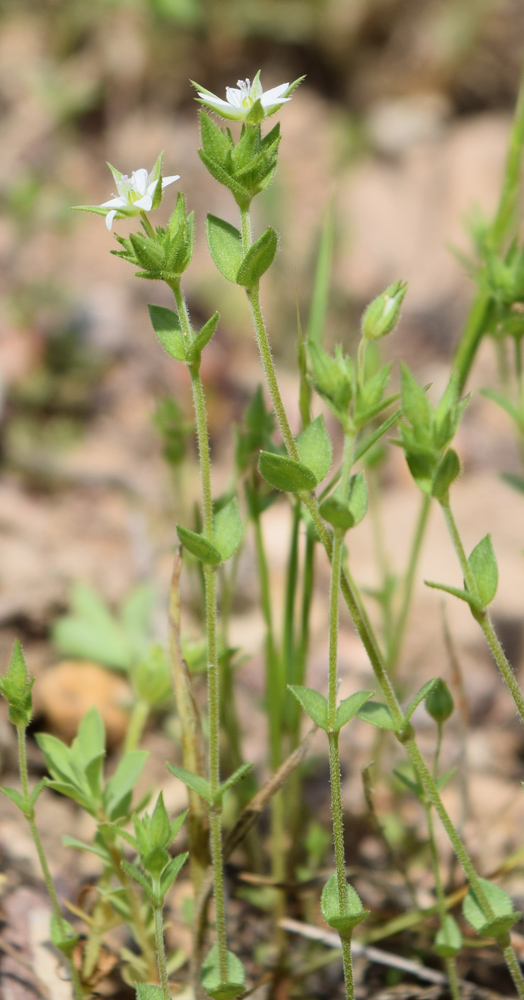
[[440, 498, 524, 727], [171, 279, 228, 981], [17, 726, 84, 1000]]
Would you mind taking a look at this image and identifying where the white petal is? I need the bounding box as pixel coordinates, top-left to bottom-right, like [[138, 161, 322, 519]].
[[132, 168, 149, 195], [201, 93, 239, 111], [162, 175, 180, 188], [225, 87, 244, 108], [99, 195, 127, 209], [105, 210, 117, 231], [260, 83, 290, 104], [134, 193, 153, 210], [146, 179, 160, 199]]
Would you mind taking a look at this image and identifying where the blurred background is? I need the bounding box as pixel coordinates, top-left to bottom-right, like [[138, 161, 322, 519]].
[[1, 0, 524, 823]]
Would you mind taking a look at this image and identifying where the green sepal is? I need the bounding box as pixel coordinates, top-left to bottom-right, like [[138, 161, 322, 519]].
[[258, 451, 317, 492], [206, 214, 243, 282], [468, 535, 498, 606], [425, 678, 454, 723], [401, 364, 432, 429], [148, 305, 186, 362], [431, 449, 461, 499], [236, 227, 278, 287], [213, 497, 243, 562], [434, 914, 463, 957], [199, 110, 233, 163], [424, 580, 483, 614], [321, 874, 370, 935], [463, 878, 521, 939], [295, 415, 332, 484], [50, 914, 81, 955], [167, 763, 212, 804], [403, 678, 439, 723], [201, 945, 245, 999], [215, 763, 254, 805], [335, 691, 374, 731], [177, 525, 222, 565], [357, 701, 399, 731], [186, 312, 220, 364], [288, 685, 328, 730]]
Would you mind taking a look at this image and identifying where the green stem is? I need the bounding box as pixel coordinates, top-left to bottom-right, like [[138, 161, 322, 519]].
[[153, 902, 171, 1000], [124, 698, 150, 753], [425, 803, 461, 1000], [283, 501, 301, 697], [388, 493, 432, 671], [504, 944, 524, 998], [440, 499, 524, 727], [171, 279, 228, 980], [453, 64, 524, 389], [140, 210, 156, 239], [17, 727, 84, 1000]]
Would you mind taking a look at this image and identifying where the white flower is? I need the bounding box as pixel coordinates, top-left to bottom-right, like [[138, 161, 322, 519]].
[[192, 70, 304, 123], [99, 153, 179, 230]]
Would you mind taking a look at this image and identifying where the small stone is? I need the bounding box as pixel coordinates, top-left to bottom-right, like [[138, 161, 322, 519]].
[[35, 660, 131, 746]]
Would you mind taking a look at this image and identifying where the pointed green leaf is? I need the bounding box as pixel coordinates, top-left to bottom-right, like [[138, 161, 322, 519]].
[[401, 364, 432, 428], [354, 409, 401, 463], [434, 914, 463, 957], [213, 498, 243, 562], [201, 945, 245, 999], [424, 580, 483, 613], [258, 451, 317, 492], [216, 763, 254, 804], [187, 312, 220, 363], [206, 214, 243, 283], [463, 878, 521, 938], [35, 733, 76, 785], [1, 786, 28, 814], [481, 387, 523, 427], [167, 763, 211, 803], [73, 706, 106, 763], [160, 852, 189, 897], [148, 305, 186, 362], [50, 914, 80, 955], [62, 835, 112, 863], [236, 227, 278, 287], [121, 861, 155, 902], [321, 873, 370, 934], [357, 701, 399, 731], [177, 525, 223, 565], [335, 691, 373, 731], [296, 415, 332, 484], [288, 685, 328, 730], [199, 152, 252, 207], [199, 110, 232, 163], [468, 535, 498, 606], [393, 768, 423, 799], [347, 472, 368, 526], [435, 767, 457, 791], [104, 750, 149, 820], [136, 986, 166, 1000], [403, 679, 439, 723]]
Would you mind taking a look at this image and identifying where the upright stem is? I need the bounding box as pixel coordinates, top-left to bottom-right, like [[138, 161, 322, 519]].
[[171, 280, 228, 980], [17, 726, 84, 1000], [388, 493, 432, 671], [425, 804, 461, 1000], [440, 499, 524, 726], [153, 901, 172, 1000]]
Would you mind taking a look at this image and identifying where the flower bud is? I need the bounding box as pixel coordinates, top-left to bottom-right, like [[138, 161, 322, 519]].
[[425, 678, 454, 724], [361, 280, 407, 341]]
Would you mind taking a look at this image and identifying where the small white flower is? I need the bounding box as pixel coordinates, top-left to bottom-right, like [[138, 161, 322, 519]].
[[99, 153, 179, 230], [192, 70, 304, 123]]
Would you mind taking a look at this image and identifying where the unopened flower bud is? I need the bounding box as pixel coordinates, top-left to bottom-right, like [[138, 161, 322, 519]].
[[361, 280, 407, 341], [425, 678, 454, 724]]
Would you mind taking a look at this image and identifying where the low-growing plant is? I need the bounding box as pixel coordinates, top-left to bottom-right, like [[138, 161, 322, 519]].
[[3, 67, 524, 1000]]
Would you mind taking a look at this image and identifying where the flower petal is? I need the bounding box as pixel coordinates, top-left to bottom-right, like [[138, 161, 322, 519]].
[[132, 168, 149, 195], [225, 87, 244, 108], [99, 195, 127, 209], [105, 210, 117, 231], [162, 175, 180, 188], [260, 83, 290, 104], [134, 193, 153, 210]]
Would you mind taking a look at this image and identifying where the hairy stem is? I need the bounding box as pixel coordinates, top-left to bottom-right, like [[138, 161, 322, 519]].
[[153, 902, 172, 1000]]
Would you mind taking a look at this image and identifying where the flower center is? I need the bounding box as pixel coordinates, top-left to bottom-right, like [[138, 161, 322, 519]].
[[237, 78, 261, 109]]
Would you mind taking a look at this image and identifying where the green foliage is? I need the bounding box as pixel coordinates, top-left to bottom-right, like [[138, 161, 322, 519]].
[[148, 305, 186, 361], [112, 193, 194, 281], [403, 679, 439, 723], [296, 415, 332, 484], [258, 451, 317, 492], [468, 534, 498, 605], [434, 914, 463, 957], [52, 582, 154, 671], [201, 945, 245, 999], [136, 986, 165, 1000], [236, 227, 278, 286], [0, 641, 34, 728], [167, 761, 253, 806], [153, 396, 193, 467], [463, 878, 521, 939], [206, 215, 243, 282], [399, 367, 466, 498], [357, 701, 399, 731], [177, 497, 243, 564], [235, 385, 275, 472], [288, 686, 328, 729], [320, 472, 368, 532], [115, 795, 187, 902], [199, 115, 281, 208], [321, 874, 370, 935]]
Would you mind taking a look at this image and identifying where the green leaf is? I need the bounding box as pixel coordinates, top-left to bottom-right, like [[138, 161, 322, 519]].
[[393, 768, 423, 799], [1, 786, 28, 814], [236, 227, 278, 287], [199, 110, 232, 163], [335, 691, 373, 731], [73, 706, 106, 763], [62, 835, 112, 863], [434, 914, 463, 957], [321, 873, 370, 934], [121, 861, 155, 902], [199, 152, 252, 207], [44, 779, 92, 812], [160, 852, 189, 897], [431, 449, 460, 499], [52, 583, 132, 671], [357, 701, 399, 731], [288, 685, 328, 730], [167, 763, 211, 803], [148, 305, 186, 362], [319, 495, 355, 531], [177, 525, 223, 565], [435, 767, 456, 791], [296, 415, 332, 484], [468, 535, 498, 606], [424, 580, 483, 613], [481, 387, 523, 427], [187, 312, 220, 363], [136, 986, 166, 1000], [258, 451, 317, 492], [206, 215, 243, 283], [50, 914, 80, 955], [354, 409, 401, 463], [201, 945, 245, 999], [213, 498, 243, 562], [403, 679, 439, 723], [401, 364, 432, 429], [463, 878, 521, 938], [35, 732, 76, 785], [216, 763, 254, 804], [104, 750, 149, 821], [347, 472, 368, 526]]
